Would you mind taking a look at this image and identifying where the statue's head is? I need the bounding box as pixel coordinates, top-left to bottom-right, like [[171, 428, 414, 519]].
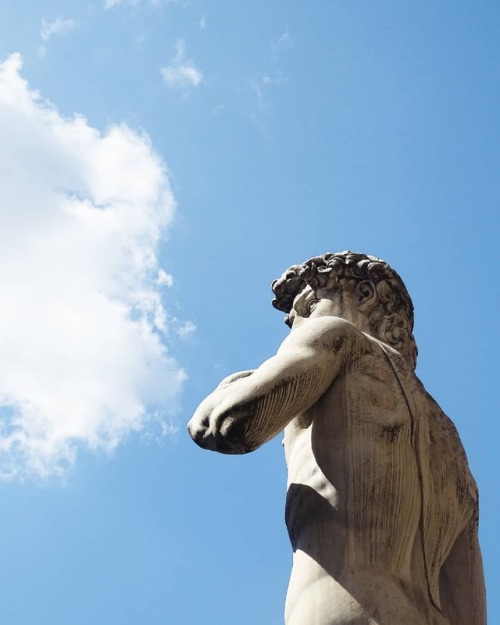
[[272, 251, 417, 369]]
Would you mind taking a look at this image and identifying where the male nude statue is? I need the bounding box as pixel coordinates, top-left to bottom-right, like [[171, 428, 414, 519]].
[[188, 251, 486, 625]]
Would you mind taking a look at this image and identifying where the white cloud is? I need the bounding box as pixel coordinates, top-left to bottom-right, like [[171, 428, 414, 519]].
[[251, 73, 287, 111], [161, 40, 203, 91], [271, 30, 294, 55], [177, 320, 196, 337], [40, 18, 76, 42], [0, 53, 187, 480], [198, 16, 207, 31], [106, 0, 136, 8], [157, 269, 173, 287], [262, 74, 287, 86], [105, 0, 169, 9]]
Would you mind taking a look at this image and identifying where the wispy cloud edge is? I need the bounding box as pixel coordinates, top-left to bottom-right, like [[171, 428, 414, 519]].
[[160, 39, 203, 91]]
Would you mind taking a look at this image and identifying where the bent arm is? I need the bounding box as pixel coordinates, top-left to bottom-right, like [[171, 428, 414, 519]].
[[188, 317, 356, 454], [439, 514, 486, 625]]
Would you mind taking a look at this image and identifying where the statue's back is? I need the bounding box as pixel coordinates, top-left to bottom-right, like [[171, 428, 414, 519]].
[[283, 336, 485, 625]]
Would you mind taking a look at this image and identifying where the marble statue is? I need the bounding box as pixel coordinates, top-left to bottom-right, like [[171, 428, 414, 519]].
[[188, 251, 486, 625]]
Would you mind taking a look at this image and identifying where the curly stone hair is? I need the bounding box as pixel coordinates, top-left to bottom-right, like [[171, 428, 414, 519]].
[[272, 251, 417, 369]]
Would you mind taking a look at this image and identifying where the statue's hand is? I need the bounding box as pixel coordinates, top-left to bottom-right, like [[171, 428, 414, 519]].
[[187, 370, 254, 450], [187, 393, 240, 453], [187, 397, 214, 449], [188, 372, 255, 453]]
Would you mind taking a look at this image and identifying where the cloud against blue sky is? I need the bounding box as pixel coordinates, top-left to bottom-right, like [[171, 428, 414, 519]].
[[161, 39, 203, 91], [0, 3, 497, 625], [40, 18, 76, 43], [0, 54, 186, 480]]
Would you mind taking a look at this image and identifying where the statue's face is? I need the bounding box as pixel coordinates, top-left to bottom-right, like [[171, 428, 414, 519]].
[[288, 285, 346, 331]]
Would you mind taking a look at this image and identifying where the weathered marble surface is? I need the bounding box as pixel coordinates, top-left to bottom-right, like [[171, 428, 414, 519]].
[[188, 251, 486, 625]]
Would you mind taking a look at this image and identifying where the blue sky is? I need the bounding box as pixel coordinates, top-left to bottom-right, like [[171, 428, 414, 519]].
[[0, 1, 498, 623]]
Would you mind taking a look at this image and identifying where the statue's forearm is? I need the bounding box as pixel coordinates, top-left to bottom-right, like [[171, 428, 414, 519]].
[[188, 317, 354, 454], [188, 366, 285, 454], [189, 369, 318, 454]]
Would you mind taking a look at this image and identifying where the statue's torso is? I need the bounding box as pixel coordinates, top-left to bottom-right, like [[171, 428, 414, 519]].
[[283, 336, 476, 625]]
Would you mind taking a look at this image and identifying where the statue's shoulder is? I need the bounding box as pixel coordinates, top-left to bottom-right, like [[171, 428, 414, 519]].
[[287, 316, 372, 356]]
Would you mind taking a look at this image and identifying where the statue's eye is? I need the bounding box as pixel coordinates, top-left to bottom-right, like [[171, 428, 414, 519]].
[[291, 293, 321, 320], [307, 299, 320, 314], [285, 310, 296, 328]]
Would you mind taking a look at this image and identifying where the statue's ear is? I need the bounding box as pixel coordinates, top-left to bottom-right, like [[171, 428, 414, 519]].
[[356, 280, 377, 312]]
